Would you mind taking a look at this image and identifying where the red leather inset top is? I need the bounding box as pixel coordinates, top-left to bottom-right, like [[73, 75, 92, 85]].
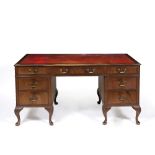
[[18, 54, 138, 65]]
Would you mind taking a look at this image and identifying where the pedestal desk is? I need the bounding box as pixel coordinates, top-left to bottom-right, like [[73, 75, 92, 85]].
[[14, 54, 141, 125]]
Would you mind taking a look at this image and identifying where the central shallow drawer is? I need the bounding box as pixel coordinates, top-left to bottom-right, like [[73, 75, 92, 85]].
[[49, 66, 106, 75]]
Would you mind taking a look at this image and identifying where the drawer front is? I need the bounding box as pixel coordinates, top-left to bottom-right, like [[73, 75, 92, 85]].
[[106, 90, 137, 106], [106, 77, 137, 90], [18, 91, 49, 106], [18, 77, 49, 90], [107, 66, 139, 74], [16, 67, 49, 75], [50, 66, 106, 75]]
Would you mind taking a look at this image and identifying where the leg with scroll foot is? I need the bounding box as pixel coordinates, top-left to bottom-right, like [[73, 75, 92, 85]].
[[97, 88, 101, 104], [132, 106, 141, 125], [102, 106, 111, 125], [45, 106, 54, 125], [14, 107, 23, 126], [54, 89, 58, 105]]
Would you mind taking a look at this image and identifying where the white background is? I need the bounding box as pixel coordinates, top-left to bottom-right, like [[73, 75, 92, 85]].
[[0, 0, 155, 155]]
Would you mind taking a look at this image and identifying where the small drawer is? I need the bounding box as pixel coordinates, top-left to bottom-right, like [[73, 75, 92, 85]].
[[106, 90, 137, 106], [50, 66, 106, 75], [106, 77, 137, 90], [18, 77, 49, 90], [16, 67, 49, 75], [18, 91, 49, 106], [107, 66, 139, 74]]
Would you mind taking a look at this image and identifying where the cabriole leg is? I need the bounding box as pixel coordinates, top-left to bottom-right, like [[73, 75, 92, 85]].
[[45, 106, 54, 125], [102, 106, 111, 125], [54, 89, 58, 105], [14, 107, 23, 126], [132, 106, 141, 125], [97, 88, 101, 104]]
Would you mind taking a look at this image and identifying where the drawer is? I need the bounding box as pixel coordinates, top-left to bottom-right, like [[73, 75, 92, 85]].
[[106, 90, 137, 106], [50, 66, 106, 75], [106, 77, 137, 90], [18, 77, 49, 90], [107, 66, 139, 74], [18, 91, 49, 106], [16, 67, 49, 75]]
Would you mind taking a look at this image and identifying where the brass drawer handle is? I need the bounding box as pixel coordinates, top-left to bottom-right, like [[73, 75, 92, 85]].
[[119, 84, 126, 87], [31, 99, 37, 102], [86, 68, 95, 74], [60, 68, 68, 74], [119, 96, 126, 101], [31, 84, 37, 89], [28, 68, 38, 73], [30, 80, 38, 89], [34, 69, 38, 73], [118, 79, 126, 87], [28, 68, 32, 72], [31, 82, 38, 89], [117, 68, 127, 74], [29, 95, 38, 102]]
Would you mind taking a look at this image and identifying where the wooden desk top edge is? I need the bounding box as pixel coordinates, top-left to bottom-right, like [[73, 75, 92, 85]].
[[15, 53, 140, 66]]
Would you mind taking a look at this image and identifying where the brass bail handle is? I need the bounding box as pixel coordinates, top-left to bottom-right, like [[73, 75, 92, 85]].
[[118, 79, 126, 87], [119, 95, 126, 101], [60, 68, 69, 74], [86, 68, 95, 74], [29, 95, 38, 102], [117, 67, 127, 74], [31, 80, 38, 89], [28, 68, 38, 73]]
